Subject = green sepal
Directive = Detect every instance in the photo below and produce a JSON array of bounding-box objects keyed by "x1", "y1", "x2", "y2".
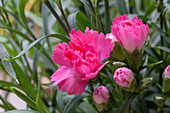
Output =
[
  {"x1": 127, "y1": 49, "x2": 142, "y2": 72},
  {"x1": 95, "y1": 103, "x2": 108, "y2": 112},
  {"x1": 122, "y1": 78, "x2": 137, "y2": 92},
  {"x1": 112, "y1": 42, "x2": 126, "y2": 61},
  {"x1": 162, "y1": 77, "x2": 170, "y2": 93}
]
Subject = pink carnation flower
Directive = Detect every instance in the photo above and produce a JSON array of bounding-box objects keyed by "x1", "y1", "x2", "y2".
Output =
[
  {"x1": 51, "y1": 28, "x2": 113, "y2": 95},
  {"x1": 111, "y1": 14, "x2": 149, "y2": 54},
  {"x1": 114, "y1": 67, "x2": 133, "y2": 87},
  {"x1": 164, "y1": 65, "x2": 170, "y2": 78}
]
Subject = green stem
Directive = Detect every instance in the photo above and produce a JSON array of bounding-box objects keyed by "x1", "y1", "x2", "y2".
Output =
[
  {"x1": 55, "y1": 0, "x2": 71, "y2": 31},
  {"x1": 44, "y1": 0, "x2": 69, "y2": 36},
  {"x1": 104, "y1": 0, "x2": 110, "y2": 33}
]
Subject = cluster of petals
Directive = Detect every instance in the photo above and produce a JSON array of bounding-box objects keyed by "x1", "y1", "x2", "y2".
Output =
[
  {"x1": 51, "y1": 28, "x2": 113, "y2": 95},
  {"x1": 114, "y1": 67, "x2": 134, "y2": 87},
  {"x1": 111, "y1": 14, "x2": 149, "y2": 54},
  {"x1": 93, "y1": 86, "x2": 110, "y2": 104}
]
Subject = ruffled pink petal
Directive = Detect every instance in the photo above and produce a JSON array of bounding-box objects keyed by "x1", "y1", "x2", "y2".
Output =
[
  {"x1": 83, "y1": 61, "x2": 109, "y2": 80},
  {"x1": 50, "y1": 66, "x2": 73, "y2": 86},
  {"x1": 123, "y1": 30, "x2": 141, "y2": 53},
  {"x1": 95, "y1": 33, "x2": 114, "y2": 62},
  {"x1": 138, "y1": 24, "x2": 149, "y2": 50},
  {"x1": 58, "y1": 75, "x2": 87, "y2": 95},
  {"x1": 52, "y1": 43, "x2": 70, "y2": 66}
]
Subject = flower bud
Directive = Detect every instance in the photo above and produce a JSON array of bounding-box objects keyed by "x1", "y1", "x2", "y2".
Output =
[
  {"x1": 162, "y1": 65, "x2": 170, "y2": 93},
  {"x1": 140, "y1": 77, "x2": 153, "y2": 90},
  {"x1": 93, "y1": 86, "x2": 110, "y2": 104},
  {"x1": 154, "y1": 96, "x2": 164, "y2": 107},
  {"x1": 114, "y1": 67, "x2": 136, "y2": 92},
  {"x1": 164, "y1": 65, "x2": 170, "y2": 78}
]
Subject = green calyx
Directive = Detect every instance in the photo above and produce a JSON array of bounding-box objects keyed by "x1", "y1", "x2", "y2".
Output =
[
  {"x1": 140, "y1": 77, "x2": 153, "y2": 90},
  {"x1": 112, "y1": 42, "x2": 126, "y2": 61},
  {"x1": 122, "y1": 78, "x2": 137, "y2": 92}
]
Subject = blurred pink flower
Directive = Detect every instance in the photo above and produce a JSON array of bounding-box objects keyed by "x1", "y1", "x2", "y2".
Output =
[
  {"x1": 93, "y1": 86, "x2": 110, "y2": 104},
  {"x1": 114, "y1": 67, "x2": 133, "y2": 87},
  {"x1": 51, "y1": 28, "x2": 113, "y2": 95},
  {"x1": 111, "y1": 14, "x2": 149, "y2": 54},
  {"x1": 164, "y1": 65, "x2": 170, "y2": 78}
]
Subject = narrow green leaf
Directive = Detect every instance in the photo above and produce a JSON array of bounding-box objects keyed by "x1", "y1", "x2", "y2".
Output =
[
  {"x1": 51, "y1": 90, "x2": 57, "y2": 112},
  {"x1": 78, "y1": 101, "x2": 98, "y2": 113},
  {"x1": 80, "y1": 0, "x2": 93, "y2": 14},
  {"x1": 116, "y1": 0, "x2": 128, "y2": 15},
  {"x1": 143, "y1": 61, "x2": 163, "y2": 69},
  {"x1": 13, "y1": 34, "x2": 69, "y2": 60},
  {"x1": 152, "y1": 12, "x2": 161, "y2": 22},
  {"x1": 63, "y1": 93, "x2": 88, "y2": 113},
  {"x1": 76, "y1": 12, "x2": 92, "y2": 31},
  {"x1": 36, "y1": 82, "x2": 46, "y2": 113},
  {"x1": 11, "y1": 60, "x2": 37, "y2": 100},
  {"x1": 5, "y1": 110, "x2": 39, "y2": 113},
  {"x1": 19, "y1": 0, "x2": 27, "y2": 27},
  {"x1": 104, "y1": 0, "x2": 110, "y2": 33},
  {"x1": 25, "y1": 11, "x2": 43, "y2": 27},
  {"x1": 10, "y1": 88, "x2": 37, "y2": 110},
  {"x1": 68, "y1": 12, "x2": 77, "y2": 29},
  {"x1": 0, "y1": 80, "x2": 25, "y2": 91},
  {"x1": 18, "y1": 0, "x2": 35, "y2": 39},
  {"x1": 151, "y1": 22, "x2": 170, "y2": 43},
  {"x1": 0, "y1": 43, "x2": 16, "y2": 80},
  {"x1": 0, "y1": 96, "x2": 15, "y2": 110},
  {"x1": 118, "y1": 94, "x2": 137, "y2": 113},
  {"x1": 0, "y1": 26, "x2": 32, "y2": 42},
  {"x1": 143, "y1": 45, "x2": 162, "y2": 60},
  {"x1": 144, "y1": 1, "x2": 157, "y2": 17},
  {"x1": 155, "y1": 46, "x2": 170, "y2": 53},
  {"x1": 57, "y1": 91, "x2": 64, "y2": 113}
]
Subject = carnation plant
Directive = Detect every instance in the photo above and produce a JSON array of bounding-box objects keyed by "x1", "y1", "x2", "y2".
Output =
[{"x1": 0, "y1": 0, "x2": 170, "y2": 113}]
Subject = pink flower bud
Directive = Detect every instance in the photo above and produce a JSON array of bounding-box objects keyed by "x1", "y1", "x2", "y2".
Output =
[
  {"x1": 93, "y1": 86, "x2": 110, "y2": 104},
  {"x1": 114, "y1": 67, "x2": 133, "y2": 87},
  {"x1": 164, "y1": 65, "x2": 170, "y2": 78}
]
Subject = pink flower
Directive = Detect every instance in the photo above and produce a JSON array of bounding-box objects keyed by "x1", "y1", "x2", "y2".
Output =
[
  {"x1": 93, "y1": 86, "x2": 110, "y2": 104},
  {"x1": 111, "y1": 14, "x2": 149, "y2": 54},
  {"x1": 114, "y1": 67, "x2": 133, "y2": 87},
  {"x1": 164, "y1": 65, "x2": 170, "y2": 78},
  {"x1": 51, "y1": 28, "x2": 113, "y2": 95}
]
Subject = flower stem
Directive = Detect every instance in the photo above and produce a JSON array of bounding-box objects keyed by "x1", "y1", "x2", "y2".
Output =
[{"x1": 44, "y1": 0, "x2": 69, "y2": 36}]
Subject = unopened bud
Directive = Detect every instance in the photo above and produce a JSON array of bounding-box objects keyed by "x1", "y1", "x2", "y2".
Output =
[
  {"x1": 93, "y1": 86, "x2": 110, "y2": 104},
  {"x1": 162, "y1": 65, "x2": 170, "y2": 93},
  {"x1": 154, "y1": 96, "x2": 164, "y2": 107},
  {"x1": 114, "y1": 67, "x2": 136, "y2": 92},
  {"x1": 140, "y1": 77, "x2": 153, "y2": 90}
]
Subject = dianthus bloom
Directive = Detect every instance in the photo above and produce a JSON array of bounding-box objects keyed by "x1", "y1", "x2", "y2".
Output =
[
  {"x1": 111, "y1": 14, "x2": 149, "y2": 54},
  {"x1": 51, "y1": 28, "x2": 113, "y2": 95}
]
